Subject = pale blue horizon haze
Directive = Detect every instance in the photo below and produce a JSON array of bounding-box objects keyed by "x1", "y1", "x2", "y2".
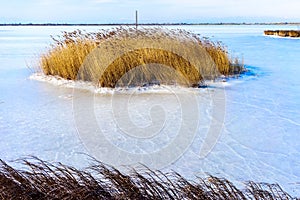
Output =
[{"x1": 1, "y1": 0, "x2": 300, "y2": 23}]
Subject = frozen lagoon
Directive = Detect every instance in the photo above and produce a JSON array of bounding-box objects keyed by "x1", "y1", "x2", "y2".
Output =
[{"x1": 0, "y1": 25, "x2": 299, "y2": 195}]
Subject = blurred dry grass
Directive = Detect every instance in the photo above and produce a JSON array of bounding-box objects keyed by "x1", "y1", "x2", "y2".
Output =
[
  {"x1": 41, "y1": 27, "x2": 244, "y2": 87},
  {"x1": 0, "y1": 157, "x2": 296, "y2": 200}
]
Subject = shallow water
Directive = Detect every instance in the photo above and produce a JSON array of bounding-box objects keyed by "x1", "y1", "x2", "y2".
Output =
[{"x1": 0, "y1": 25, "x2": 299, "y2": 195}]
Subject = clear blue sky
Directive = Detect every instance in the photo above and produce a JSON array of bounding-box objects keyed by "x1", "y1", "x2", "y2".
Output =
[{"x1": 1, "y1": 0, "x2": 299, "y2": 23}]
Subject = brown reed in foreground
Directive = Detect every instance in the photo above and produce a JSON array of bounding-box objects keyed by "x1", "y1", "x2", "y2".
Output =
[
  {"x1": 40, "y1": 27, "x2": 244, "y2": 87},
  {"x1": 0, "y1": 157, "x2": 297, "y2": 200}
]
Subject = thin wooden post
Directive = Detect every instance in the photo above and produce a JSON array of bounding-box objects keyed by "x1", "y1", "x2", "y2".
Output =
[{"x1": 135, "y1": 10, "x2": 138, "y2": 30}]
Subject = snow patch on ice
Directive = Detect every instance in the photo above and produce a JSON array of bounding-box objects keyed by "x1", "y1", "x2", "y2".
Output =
[
  {"x1": 264, "y1": 34, "x2": 300, "y2": 40},
  {"x1": 29, "y1": 73, "x2": 229, "y2": 94}
]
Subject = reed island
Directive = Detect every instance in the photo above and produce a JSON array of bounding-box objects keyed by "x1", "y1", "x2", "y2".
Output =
[
  {"x1": 40, "y1": 27, "x2": 245, "y2": 87},
  {"x1": 264, "y1": 30, "x2": 300, "y2": 38}
]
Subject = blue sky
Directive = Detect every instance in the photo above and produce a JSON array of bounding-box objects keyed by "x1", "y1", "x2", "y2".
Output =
[{"x1": 1, "y1": 0, "x2": 300, "y2": 23}]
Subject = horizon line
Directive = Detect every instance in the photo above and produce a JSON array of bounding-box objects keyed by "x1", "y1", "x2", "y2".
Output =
[{"x1": 1, "y1": 22, "x2": 300, "y2": 26}]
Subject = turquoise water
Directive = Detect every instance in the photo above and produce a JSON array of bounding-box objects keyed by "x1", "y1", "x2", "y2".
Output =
[{"x1": 0, "y1": 25, "x2": 299, "y2": 195}]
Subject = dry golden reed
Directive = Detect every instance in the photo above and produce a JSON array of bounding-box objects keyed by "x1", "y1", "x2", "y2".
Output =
[
  {"x1": 0, "y1": 157, "x2": 296, "y2": 199},
  {"x1": 41, "y1": 27, "x2": 244, "y2": 87}
]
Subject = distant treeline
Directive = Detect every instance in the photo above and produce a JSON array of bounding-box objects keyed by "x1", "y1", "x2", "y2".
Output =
[{"x1": 0, "y1": 22, "x2": 300, "y2": 26}]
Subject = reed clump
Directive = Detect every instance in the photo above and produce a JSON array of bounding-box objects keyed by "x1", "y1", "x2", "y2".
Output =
[
  {"x1": 264, "y1": 30, "x2": 300, "y2": 38},
  {"x1": 0, "y1": 157, "x2": 296, "y2": 199},
  {"x1": 41, "y1": 27, "x2": 244, "y2": 87}
]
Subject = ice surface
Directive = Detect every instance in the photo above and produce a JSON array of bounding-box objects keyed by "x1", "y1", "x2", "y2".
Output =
[{"x1": 0, "y1": 25, "x2": 299, "y2": 195}]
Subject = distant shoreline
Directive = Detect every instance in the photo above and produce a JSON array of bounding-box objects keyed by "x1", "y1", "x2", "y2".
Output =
[{"x1": 0, "y1": 22, "x2": 300, "y2": 26}]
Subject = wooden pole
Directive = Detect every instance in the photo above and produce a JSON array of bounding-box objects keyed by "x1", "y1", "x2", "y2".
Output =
[{"x1": 135, "y1": 10, "x2": 138, "y2": 30}]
